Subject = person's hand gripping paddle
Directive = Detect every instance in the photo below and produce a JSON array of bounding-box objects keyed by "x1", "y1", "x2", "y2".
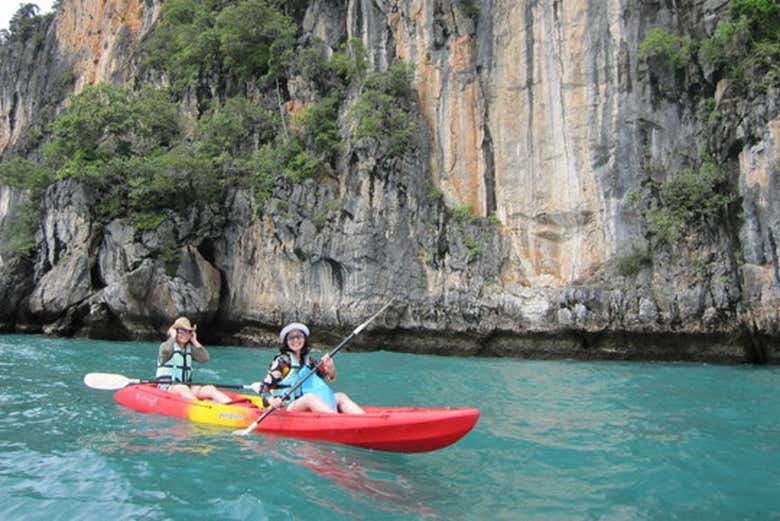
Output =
[{"x1": 233, "y1": 299, "x2": 395, "y2": 436}]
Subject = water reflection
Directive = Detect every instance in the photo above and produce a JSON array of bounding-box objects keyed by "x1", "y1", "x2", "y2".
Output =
[
  {"x1": 81, "y1": 409, "x2": 443, "y2": 519},
  {"x1": 238, "y1": 436, "x2": 442, "y2": 519},
  {"x1": 77, "y1": 408, "x2": 219, "y2": 454}
]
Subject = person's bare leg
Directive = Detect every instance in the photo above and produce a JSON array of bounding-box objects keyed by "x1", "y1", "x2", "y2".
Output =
[
  {"x1": 286, "y1": 394, "x2": 337, "y2": 413},
  {"x1": 334, "y1": 392, "x2": 365, "y2": 414},
  {"x1": 192, "y1": 384, "x2": 232, "y2": 404},
  {"x1": 168, "y1": 383, "x2": 198, "y2": 400}
]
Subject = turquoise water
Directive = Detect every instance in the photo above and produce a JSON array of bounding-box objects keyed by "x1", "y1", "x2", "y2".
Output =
[{"x1": 1, "y1": 335, "x2": 780, "y2": 520}]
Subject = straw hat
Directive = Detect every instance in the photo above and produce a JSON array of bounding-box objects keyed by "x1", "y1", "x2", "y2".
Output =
[
  {"x1": 279, "y1": 322, "x2": 309, "y2": 342},
  {"x1": 170, "y1": 317, "x2": 196, "y2": 332}
]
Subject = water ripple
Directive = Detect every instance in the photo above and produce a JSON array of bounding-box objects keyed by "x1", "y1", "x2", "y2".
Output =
[{"x1": 2, "y1": 337, "x2": 780, "y2": 520}]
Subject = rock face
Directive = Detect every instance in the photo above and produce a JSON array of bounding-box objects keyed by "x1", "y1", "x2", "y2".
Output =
[
  {"x1": 0, "y1": 0, "x2": 157, "y2": 156},
  {"x1": 0, "y1": 0, "x2": 778, "y2": 362},
  {"x1": 0, "y1": 185, "x2": 33, "y2": 331}
]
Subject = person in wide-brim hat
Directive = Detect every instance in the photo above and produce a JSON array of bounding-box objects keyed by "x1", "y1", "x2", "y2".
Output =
[
  {"x1": 167, "y1": 317, "x2": 197, "y2": 337},
  {"x1": 156, "y1": 316, "x2": 231, "y2": 404}
]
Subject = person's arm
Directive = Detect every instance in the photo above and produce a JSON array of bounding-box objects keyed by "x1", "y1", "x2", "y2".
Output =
[
  {"x1": 260, "y1": 354, "x2": 290, "y2": 393},
  {"x1": 189, "y1": 331, "x2": 210, "y2": 363},
  {"x1": 248, "y1": 355, "x2": 290, "y2": 408},
  {"x1": 157, "y1": 337, "x2": 176, "y2": 366},
  {"x1": 316, "y1": 354, "x2": 336, "y2": 381}
]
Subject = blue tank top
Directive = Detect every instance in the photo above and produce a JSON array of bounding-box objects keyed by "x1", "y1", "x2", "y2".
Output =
[{"x1": 274, "y1": 355, "x2": 337, "y2": 410}]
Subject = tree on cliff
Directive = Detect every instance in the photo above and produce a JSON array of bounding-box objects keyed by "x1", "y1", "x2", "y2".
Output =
[{"x1": 1, "y1": 3, "x2": 48, "y2": 45}]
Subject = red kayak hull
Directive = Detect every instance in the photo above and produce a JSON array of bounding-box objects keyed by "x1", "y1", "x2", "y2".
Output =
[{"x1": 113, "y1": 384, "x2": 479, "y2": 453}]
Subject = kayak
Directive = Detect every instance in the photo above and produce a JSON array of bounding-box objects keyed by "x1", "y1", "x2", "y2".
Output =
[{"x1": 113, "y1": 384, "x2": 479, "y2": 453}]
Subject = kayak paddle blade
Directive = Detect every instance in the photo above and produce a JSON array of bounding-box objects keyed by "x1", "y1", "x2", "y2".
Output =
[{"x1": 83, "y1": 372, "x2": 137, "y2": 390}]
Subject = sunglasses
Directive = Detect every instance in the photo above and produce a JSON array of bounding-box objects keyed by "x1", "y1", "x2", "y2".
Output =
[
  {"x1": 177, "y1": 328, "x2": 193, "y2": 334},
  {"x1": 286, "y1": 334, "x2": 305, "y2": 341}
]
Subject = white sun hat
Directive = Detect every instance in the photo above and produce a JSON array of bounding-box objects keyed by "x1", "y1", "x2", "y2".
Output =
[{"x1": 279, "y1": 322, "x2": 310, "y2": 342}]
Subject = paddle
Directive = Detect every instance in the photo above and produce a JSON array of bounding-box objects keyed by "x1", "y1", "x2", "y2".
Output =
[
  {"x1": 233, "y1": 299, "x2": 395, "y2": 436},
  {"x1": 83, "y1": 372, "x2": 253, "y2": 391}
]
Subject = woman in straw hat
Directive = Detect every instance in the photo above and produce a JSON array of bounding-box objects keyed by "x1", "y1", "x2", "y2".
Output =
[{"x1": 156, "y1": 317, "x2": 231, "y2": 404}]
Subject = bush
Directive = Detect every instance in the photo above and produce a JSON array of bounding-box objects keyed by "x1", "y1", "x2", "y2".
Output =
[
  {"x1": 297, "y1": 93, "x2": 342, "y2": 165},
  {"x1": 288, "y1": 42, "x2": 346, "y2": 95},
  {"x1": 143, "y1": 0, "x2": 222, "y2": 92},
  {"x1": 195, "y1": 95, "x2": 277, "y2": 158},
  {"x1": 365, "y1": 61, "x2": 416, "y2": 100},
  {"x1": 350, "y1": 63, "x2": 418, "y2": 157},
  {"x1": 331, "y1": 38, "x2": 369, "y2": 84},
  {"x1": 427, "y1": 183, "x2": 444, "y2": 205},
  {"x1": 38, "y1": 84, "x2": 200, "y2": 224},
  {"x1": 0, "y1": 157, "x2": 53, "y2": 255},
  {"x1": 70, "y1": 158, "x2": 140, "y2": 217},
  {"x1": 216, "y1": 0, "x2": 296, "y2": 85},
  {"x1": 487, "y1": 213, "x2": 502, "y2": 225},
  {"x1": 5, "y1": 204, "x2": 40, "y2": 256},
  {"x1": 647, "y1": 206, "x2": 684, "y2": 244},
  {"x1": 639, "y1": 28, "x2": 693, "y2": 69},
  {"x1": 453, "y1": 204, "x2": 478, "y2": 223},
  {"x1": 130, "y1": 211, "x2": 167, "y2": 231},
  {"x1": 281, "y1": 142, "x2": 321, "y2": 182},
  {"x1": 248, "y1": 144, "x2": 280, "y2": 207},
  {"x1": 663, "y1": 163, "x2": 731, "y2": 219},
  {"x1": 729, "y1": 0, "x2": 780, "y2": 37},
  {"x1": 700, "y1": 18, "x2": 751, "y2": 71},
  {"x1": 456, "y1": 0, "x2": 480, "y2": 21},
  {"x1": 648, "y1": 162, "x2": 733, "y2": 244},
  {"x1": 145, "y1": 0, "x2": 297, "y2": 93},
  {"x1": 464, "y1": 236, "x2": 480, "y2": 262},
  {"x1": 46, "y1": 84, "x2": 180, "y2": 167},
  {"x1": 0, "y1": 157, "x2": 52, "y2": 193},
  {"x1": 128, "y1": 147, "x2": 221, "y2": 214},
  {"x1": 700, "y1": 0, "x2": 780, "y2": 96},
  {"x1": 249, "y1": 138, "x2": 321, "y2": 209},
  {"x1": 160, "y1": 240, "x2": 181, "y2": 276},
  {"x1": 616, "y1": 247, "x2": 653, "y2": 276}
]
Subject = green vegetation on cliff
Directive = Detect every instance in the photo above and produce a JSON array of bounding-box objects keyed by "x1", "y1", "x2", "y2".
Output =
[
  {"x1": 0, "y1": 0, "x2": 424, "y2": 254},
  {"x1": 143, "y1": 0, "x2": 296, "y2": 94},
  {"x1": 0, "y1": 3, "x2": 54, "y2": 46},
  {"x1": 46, "y1": 84, "x2": 180, "y2": 166},
  {"x1": 639, "y1": 28, "x2": 693, "y2": 69},
  {"x1": 0, "y1": 158, "x2": 51, "y2": 255},
  {"x1": 701, "y1": 0, "x2": 780, "y2": 93},
  {"x1": 636, "y1": 0, "x2": 778, "y2": 255},
  {"x1": 641, "y1": 0, "x2": 780, "y2": 88},
  {"x1": 646, "y1": 162, "x2": 734, "y2": 245},
  {"x1": 351, "y1": 63, "x2": 419, "y2": 158}
]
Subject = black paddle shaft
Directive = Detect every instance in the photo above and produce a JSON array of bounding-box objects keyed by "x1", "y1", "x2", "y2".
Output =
[
  {"x1": 271, "y1": 331, "x2": 357, "y2": 404},
  {"x1": 241, "y1": 299, "x2": 395, "y2": 434}
]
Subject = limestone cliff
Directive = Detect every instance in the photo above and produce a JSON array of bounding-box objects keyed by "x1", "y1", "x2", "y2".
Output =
[{"x1": 0, "y1": 0, "x2": 778, "y2": 363}]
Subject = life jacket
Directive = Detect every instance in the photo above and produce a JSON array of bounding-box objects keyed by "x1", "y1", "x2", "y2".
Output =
[
  {"x1": 156, "y1": 343, "x2": 192, "y2": 383},
  {"x1": 272, "y1": 354, "x2": 337, "y2": 410}
]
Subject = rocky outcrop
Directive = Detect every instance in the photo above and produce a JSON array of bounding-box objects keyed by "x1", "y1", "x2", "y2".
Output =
[
  {"x1": 6, "y1": 179, "x2": 223, "y2": 339},
  {"x1": 0, "y1": 0, "x2": 778, "y2": 363},
  {"x1": 0, "y1": 185, "x2": 34, "y2": 330}
]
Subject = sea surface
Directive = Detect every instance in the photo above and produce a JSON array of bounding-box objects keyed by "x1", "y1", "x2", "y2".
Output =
[{"x1": 1, "y1": 334, "x2": 779, "y2": 520}]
